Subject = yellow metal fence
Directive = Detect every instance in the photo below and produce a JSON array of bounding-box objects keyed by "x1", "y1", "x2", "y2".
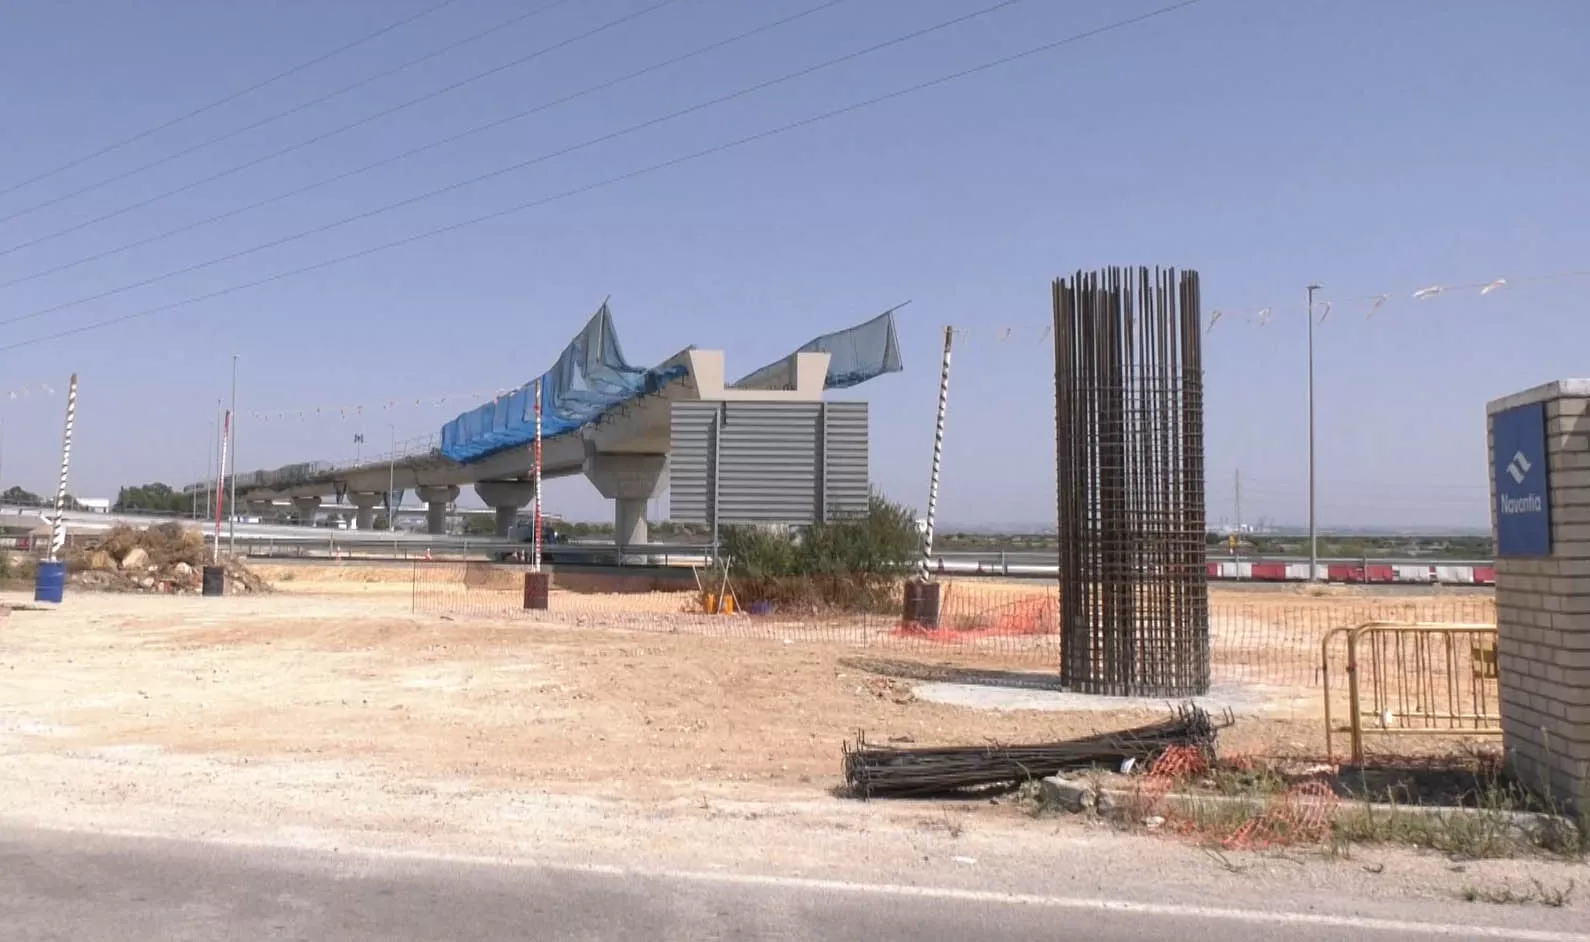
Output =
[{"x1": 1323, "y1": 621, "x2": 1501, "y2": 762}]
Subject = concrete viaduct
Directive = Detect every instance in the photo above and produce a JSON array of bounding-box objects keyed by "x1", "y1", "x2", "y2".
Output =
[{"x1": 232, "y1": 348, "x2": 835, "y2": 545}]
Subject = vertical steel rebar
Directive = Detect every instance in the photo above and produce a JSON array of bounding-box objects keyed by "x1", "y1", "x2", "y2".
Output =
[{"x1": 1054, "y1": 268, "x2": 1209, "y2": 697}]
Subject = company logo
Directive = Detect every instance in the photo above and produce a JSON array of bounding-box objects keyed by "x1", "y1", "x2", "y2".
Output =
[
  {"x1": 1506, "y1": 450, "x2": 1532, "y2": 485},
  {"x1": 1500, "y1": 449, "x2": 1543, "y2": 515},
  {"x1": 1500, "y1": 492, "x2": 1543, "y2": 514}
]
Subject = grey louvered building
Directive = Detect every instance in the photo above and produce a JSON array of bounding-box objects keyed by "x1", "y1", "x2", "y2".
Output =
[{"x1": 669, "y1": 401, "x2": 869, "y2": 526}]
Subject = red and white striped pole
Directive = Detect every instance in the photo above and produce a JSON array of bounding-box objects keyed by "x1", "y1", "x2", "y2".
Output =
[
  {"x1": 532, "y1": 378, "x2": 543, "y2": 572},
  {"x1": 213, "y1": 410, "x2": 230, "y2": 566},
  {"x1": 919, "y1": 327, "x2": 953, "y2": 582},
  {"x1": 48, "y1": 374, "x2": 78, "y2": 563}
]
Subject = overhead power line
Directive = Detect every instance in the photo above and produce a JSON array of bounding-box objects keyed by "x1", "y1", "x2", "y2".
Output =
[
  {"x1": 0, "y1": 0, "x2": 591, "y2": 227},
  {"x1": 0, "y1": 0, "x2": 465, "y2": 201},
  {"x1": 0, "y1": 0, "x2": 848, "y2": 291},
  {"x1": 0, "y1": 0, "x2": 1025, "y2": 330},
  {"x1": 0, "y1": 0, "x2": 688, "y2": 263},
  {"x1": 0, "y1": 0, "x2": 1205, "y2": 354}
]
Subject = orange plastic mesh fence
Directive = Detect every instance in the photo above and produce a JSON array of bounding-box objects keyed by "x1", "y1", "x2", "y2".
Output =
[{"x1": 409, "y1": 561, "x2": 1494, "y2": 685}]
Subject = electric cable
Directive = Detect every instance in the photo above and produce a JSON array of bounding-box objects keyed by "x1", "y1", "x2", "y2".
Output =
[
  {"x1": 0, "y1": 0, "x2": 1205, "y2": 353},
  {"x1": 0, "y1": 0, "x2": 841, "y2": 286},
  {"x1": 0, "y1": 0, "x2": 1028, "y2": 330},
  {"x1": 0, "y1": 0, "x2": 465, "y2": 200},
  {"x1": 0, "y1": 0, "x2": 593, "y2": 226}
]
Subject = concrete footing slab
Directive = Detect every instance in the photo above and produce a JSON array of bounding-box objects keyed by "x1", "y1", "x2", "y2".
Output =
[{"x1": 911, "y1": 682, "x2": 1308, "y2": 717}]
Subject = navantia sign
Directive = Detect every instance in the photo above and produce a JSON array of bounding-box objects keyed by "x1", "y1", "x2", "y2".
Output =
[{"x1": 1494, "y1": 402, "x2": 1551, "y2": 557}]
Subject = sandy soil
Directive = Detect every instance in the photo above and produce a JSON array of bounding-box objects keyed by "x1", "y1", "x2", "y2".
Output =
[
  {"x1": 0, "y1": 592, "x2": 1166, "y2": 795},
  {"x1": 3, "y1": 584, "x2": 1576, "y2": 917},
  {"x1": 0, "y1": 581, "x2": 1487, "y2": 794}
]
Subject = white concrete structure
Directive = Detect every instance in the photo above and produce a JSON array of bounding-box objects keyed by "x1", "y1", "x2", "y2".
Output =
[
  {"x1": 233, "y1": 349, "x2": 834, "y2": 542},
  {"x1": 1487, "y1": 379, "x2": 1590, "y2": 813}
]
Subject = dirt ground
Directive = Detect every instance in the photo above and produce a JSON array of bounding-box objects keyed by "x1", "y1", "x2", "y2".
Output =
[
  {"x1": 0, "y1": 591, "x2": 1166, "y2": 797},
  {"x1": 0, "y1": 567, "x2": 1493, "y2": 796},
  {"x1": 5, "y1": 571, "x2": 1576, "y2": 917}
]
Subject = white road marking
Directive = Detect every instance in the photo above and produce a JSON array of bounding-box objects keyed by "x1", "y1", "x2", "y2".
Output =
[
  {"x1": 655, "y1": 868, "x2": 1589, "y2": 940},
  {"x1": 8, "y1": 820, "x2": 1586, "y2": 940}
]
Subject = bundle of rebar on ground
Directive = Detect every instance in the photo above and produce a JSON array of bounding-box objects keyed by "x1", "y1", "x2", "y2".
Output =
[{"x1": 842, "y1": 705, "x2": 1225, "y2": 799}]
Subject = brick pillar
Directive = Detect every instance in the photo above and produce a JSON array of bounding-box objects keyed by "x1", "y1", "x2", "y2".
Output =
[{"x1": 1488, "y1": 380, "x2": 1590, "y2": 813}]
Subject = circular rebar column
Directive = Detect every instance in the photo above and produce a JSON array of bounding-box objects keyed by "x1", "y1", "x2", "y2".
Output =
[{"x1": 1053, "y1": 267, "x2": 1210, "y2": 697}]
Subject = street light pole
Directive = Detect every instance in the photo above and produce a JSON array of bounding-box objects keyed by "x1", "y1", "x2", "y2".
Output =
[
  {"x1": 1306, "y1": 284, "x2": 1322, "y2": 581},
  {"x1": 207, "y1": 399, "x2": 220, "y2": 522},
  {"x1": 228, "y1": 354, "x2": 238, "y2": 556},
  {"x1": 388, "y1": 424, "x2": 397, "y2": 531}
]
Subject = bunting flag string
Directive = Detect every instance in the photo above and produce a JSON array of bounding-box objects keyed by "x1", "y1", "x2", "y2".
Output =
[
  {"x1": 1203, "y1": 267, "x2": 1590, "y2": 333},
  {"x1": 2, "y1": 380, "x2": 58, "y2": 402},
  {"x1": 245, "y1": 386, "x2": 520, "y2": 424},
  {"x1": 941, "y1": 267, "x2": 1589, "y2": 342}
]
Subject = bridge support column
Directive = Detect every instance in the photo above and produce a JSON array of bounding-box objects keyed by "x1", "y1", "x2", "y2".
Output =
[
  {"x1": 475, "y1": 481, "x2": 536, "y2": 538},
  {"x1": 583, "y1": 453, "x2": 667, "y2": 550},
  {"x1": 416, "y1": 485, "x2": 460, "y2": 535},
  {"x1": 615, "y1": 498, "x2": 649, "y2": 549},
  {"x1": 347, "y1": 492, "x2": 380, "y2": 531},
  {"x1": 291, "y1": 496, "x2": 321, "y2": 527}
]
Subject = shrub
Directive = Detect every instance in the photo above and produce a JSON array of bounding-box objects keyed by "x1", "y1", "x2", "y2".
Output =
[{"x1": 720, "y1": 495, "x2": 918, "y2": 613}]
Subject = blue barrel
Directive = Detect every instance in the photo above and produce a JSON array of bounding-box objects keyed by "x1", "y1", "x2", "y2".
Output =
[{"x1": 34, "y1": 561, "x2": 66, "y2": 604}]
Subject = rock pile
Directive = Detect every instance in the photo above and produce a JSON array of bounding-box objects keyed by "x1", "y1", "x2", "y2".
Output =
[{"x1": 66, "y1": 523, "x2": 269, "y2": 594}]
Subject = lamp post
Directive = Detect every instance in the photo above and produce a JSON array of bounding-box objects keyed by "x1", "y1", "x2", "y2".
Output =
[
  {"x1": 228, "y1": 354, "x2": 238, "y2": 556},
  {"x1": 387, "y1": 424, "x2": 397, "y2": 531},
  {"x1": 1307, "y1": 284, "x2": 1321, "y2": 581}
]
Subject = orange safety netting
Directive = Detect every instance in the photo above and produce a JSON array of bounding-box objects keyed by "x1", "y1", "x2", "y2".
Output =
[
  {"x1": 894, "y1": 595, "x2": 1058, "y2": 642},
  {"x1": 1133, "y1": 749, "x2": 1340, "y2": 850}
]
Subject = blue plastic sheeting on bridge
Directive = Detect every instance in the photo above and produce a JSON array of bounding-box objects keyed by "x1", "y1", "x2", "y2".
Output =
[
  {"x1": 439, "y1": 304, "x2": 687, "y2": 464},
  {"x1": 731, "y1": 309, "x2": 904, "y2": 390}
]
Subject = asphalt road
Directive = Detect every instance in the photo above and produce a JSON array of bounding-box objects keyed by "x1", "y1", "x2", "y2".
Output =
[{"x1": 2, "y1": 828, "x2": 1585, "y2": 942}]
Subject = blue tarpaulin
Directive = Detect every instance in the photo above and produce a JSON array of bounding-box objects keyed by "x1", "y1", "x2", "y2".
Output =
[
  {"x1": 440, "y1": 304, "x2": 686, "y2": 464},
  {"x1": 731, "y1": 309, "x2": 904, "y2": 391}
]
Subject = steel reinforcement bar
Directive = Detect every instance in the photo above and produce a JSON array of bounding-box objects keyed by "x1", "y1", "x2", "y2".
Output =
[{"x1": 1054, "y1": 267, "x2": 1209, "y2": 697}]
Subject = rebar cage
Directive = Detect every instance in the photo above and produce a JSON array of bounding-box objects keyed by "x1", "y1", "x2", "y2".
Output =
[{"x1": 1053, "y1": 267, "x2": 1210, "y2": 696}]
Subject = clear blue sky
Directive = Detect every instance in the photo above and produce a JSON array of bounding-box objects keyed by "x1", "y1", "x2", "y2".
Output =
[{"x1": 0, "y1": 0, "x2": 1584, "y2": 530}]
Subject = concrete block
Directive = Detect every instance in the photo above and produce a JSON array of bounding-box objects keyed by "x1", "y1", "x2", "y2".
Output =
[
  {"x1": 1039, "y1": 776, "x2": 1096, "y2": 813},
  {"x1": 1547, "y1": 397, "x2": 1590, "y2": 419},
  {"x1": 1551, "y1": 506, "x2": 1590, "y2": 526},
  {"x1": 582, "y1": 452, "x2": 667, "y2": 500}
]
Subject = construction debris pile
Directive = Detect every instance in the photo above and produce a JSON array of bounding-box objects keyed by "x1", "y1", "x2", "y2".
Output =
[
  {"x1": 842, "y1": 706, "x2": 1224, "y2": 799},
  {"x1": 66, "y1": 524, "x2": 269, "y2": 594}
]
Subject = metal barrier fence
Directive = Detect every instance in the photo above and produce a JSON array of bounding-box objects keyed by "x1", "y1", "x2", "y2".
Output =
[
  {"x1": 409, "y1": 560, "x2": 1496, "y2": 687},
  {"x1": 1323, "y1": 621, "x2": 1502, "y2": 762}
]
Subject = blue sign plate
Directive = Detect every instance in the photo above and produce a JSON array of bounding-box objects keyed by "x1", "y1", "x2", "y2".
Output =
[{"x1": 1494, "y1": 402, "x2": 1551, "y2": 557}]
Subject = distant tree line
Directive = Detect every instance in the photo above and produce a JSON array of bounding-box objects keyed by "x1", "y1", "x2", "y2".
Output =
[
  {"x1": 2, "y1": 486, "x2": 82, "y2": 510},
  {"x1": 114, "y1": 482, "x2": 192, "y2": 514}
]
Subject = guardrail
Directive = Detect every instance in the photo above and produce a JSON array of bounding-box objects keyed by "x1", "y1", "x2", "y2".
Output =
[
  {"x1": 925, "y1": 553, "x2": 1497, "y2": 585},
  {"x1": 1323, "y1": 620, "x2": 1501, "y2": 762},
  {"x1": 232, "y1": 536, "x2": 715, "y2": 568},
  {"x1": 6, "y1": 511, "x2": 1502, "y2": 584}
]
